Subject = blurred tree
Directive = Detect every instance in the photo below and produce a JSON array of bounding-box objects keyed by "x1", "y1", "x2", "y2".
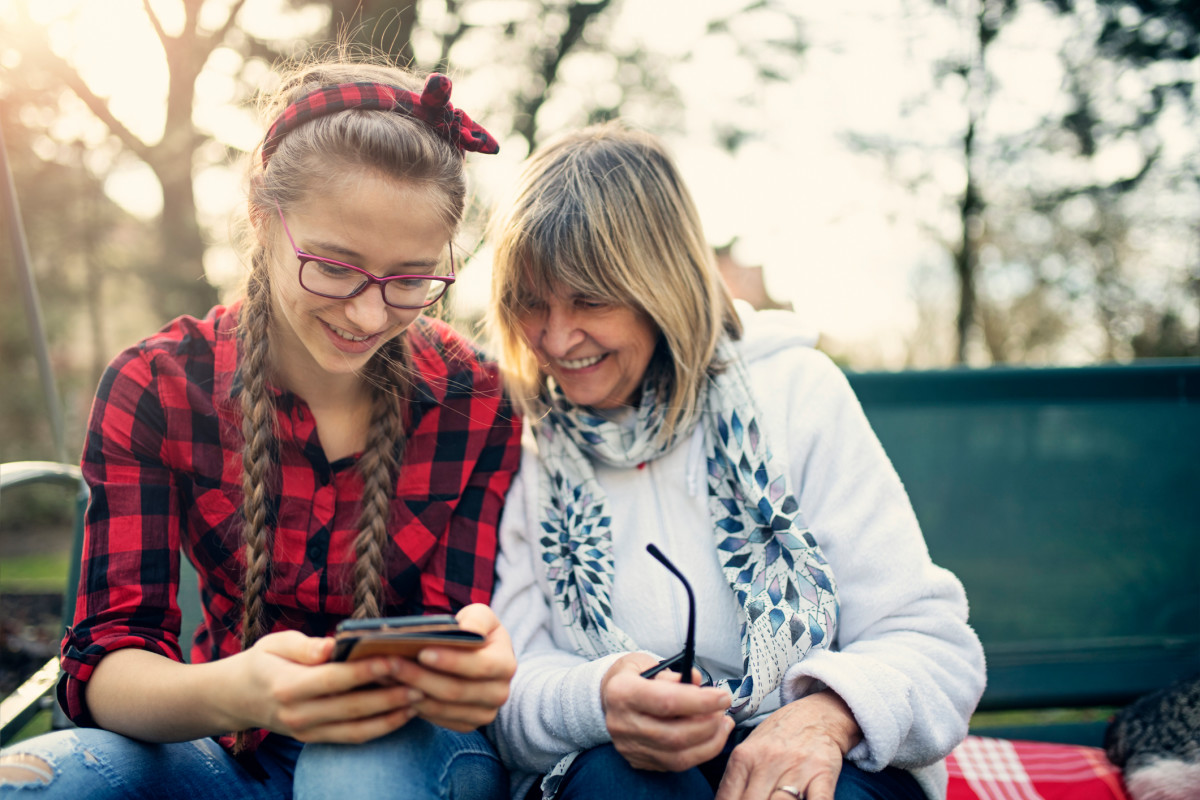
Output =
[
  {"x1": 5, "y1": 0, "x2": 805, "y2": 321},
  {"x1": 3, "y1": 0, "x2": 247, "y2": 321},
  {"x1": 1, "y1": 0, "x2": 810, "y2": 459},
  {"x1": 323, "y1": 0, "x2": 417, "y2": 63},
  {"x1": 945, "y1": 0, "x2": 1018, "y2": 364},
  {"x1": 296, "y1": 0, "x2": 805, "y2": 154},
  {"x1": 850, "y1": 0, "x2": 1198, "y2": 364},
  {"x1": 1038, "y1": 0, "x2": 1200, "y2": 358},
  {"x1": 0, "y1": 79, "x2": 157, "y2": 460}
]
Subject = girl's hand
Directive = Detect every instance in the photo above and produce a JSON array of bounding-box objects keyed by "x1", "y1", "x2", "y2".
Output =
[
  {"x1": 714, "y1": 691, "x2": 862, "y2": 800},
  {"x1": 384, "y1": 603, "x2": 518, "y2": 732},
  {"x1": 601, "y1": 653, "x2": 733, "y2": 772},
  {"x1": 237, "y1": 629, "x2": 423, "y2": 743}
]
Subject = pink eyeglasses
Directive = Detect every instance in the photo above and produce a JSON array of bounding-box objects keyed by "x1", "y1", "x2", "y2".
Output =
[{"x1": 276, "y1": 203, "x2": 455, "y2": 309}]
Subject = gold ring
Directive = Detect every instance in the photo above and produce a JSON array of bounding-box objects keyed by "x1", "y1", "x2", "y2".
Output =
[{"x1": 775, "y1": 787, "x2": 803, "y2": 799}]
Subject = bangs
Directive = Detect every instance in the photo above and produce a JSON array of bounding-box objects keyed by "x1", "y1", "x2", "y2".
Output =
[{"x1": 503, "y1": 192, "x2": 639, "y2": 310}]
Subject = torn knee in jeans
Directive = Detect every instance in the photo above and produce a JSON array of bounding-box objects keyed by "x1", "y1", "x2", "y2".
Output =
[{"x1": 0, "y1": 753, "x2": 55, "y2": 786}]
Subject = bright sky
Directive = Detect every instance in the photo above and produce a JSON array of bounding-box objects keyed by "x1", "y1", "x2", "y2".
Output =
[{"x1": 3, "y1": 0, "x2": 1123, "y2": 364}]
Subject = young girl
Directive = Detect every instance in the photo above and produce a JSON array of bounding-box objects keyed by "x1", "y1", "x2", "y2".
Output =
[{"x1": 0, "y1": 56, "x2": 521, "y2": 799}]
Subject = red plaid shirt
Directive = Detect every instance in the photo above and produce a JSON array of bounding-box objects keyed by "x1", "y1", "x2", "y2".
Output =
[{"x1": 59, "y1": 303, "x2": 521, "y2": 733}]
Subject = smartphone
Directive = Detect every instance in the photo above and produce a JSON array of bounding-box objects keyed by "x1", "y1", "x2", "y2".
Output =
[{"x1": 331, "y1": 614, "x2": 485, "y2": 662}]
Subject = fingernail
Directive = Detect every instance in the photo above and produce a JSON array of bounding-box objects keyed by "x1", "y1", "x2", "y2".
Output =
[
  {"x1": 372, "y1": 659, "x2": 390, "y2": 676},
  {"x1": 419, "y1": 648, "x2": 439, "y2": 665},
  {"x1": 407, "y1": 689, "x2": 425, "y2": 702}
]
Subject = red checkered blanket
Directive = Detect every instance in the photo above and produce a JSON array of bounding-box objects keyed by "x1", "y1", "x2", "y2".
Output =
[{"x1": 947, "y1": 736, "x2": 1128, "y2": 800}]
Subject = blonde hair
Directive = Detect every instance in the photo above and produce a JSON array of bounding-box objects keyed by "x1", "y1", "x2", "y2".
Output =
[
  {"x1": 233, "y1": 55, "x2": 467, "y2": 751},
  {"x1": 488, "y1": 122, "x2": 740, "y2": 440}
]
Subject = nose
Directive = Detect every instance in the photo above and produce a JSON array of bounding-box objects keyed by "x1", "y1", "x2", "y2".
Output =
[
  {"x1": 341, "y1": 283, "x2": 391, "y2": 333},
  {"x1": 537, "y1": 304, "x2": 584, "y2": 357}
]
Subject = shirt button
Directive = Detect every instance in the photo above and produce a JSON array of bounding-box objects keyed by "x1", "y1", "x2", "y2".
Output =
[{"x1": 307, "y1": 543, "x2": 323, "y2": 560}]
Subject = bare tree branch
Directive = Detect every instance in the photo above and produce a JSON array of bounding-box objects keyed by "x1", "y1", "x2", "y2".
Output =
[
  {"x1": 198, "y1": 0, "x2": 250, "y2": 60},
  {"x1": 141, "y1": 0, "x2": 172, "y2": 50},
  {"x1": 514, "y1": 0, "x2": 613, "y2": 150},
  {"x1": 30, "y1": 39, "x2": 153, "y2": 162},
  {"x1": 436, "y1": 0, "x2": 472, "y2": 69}
]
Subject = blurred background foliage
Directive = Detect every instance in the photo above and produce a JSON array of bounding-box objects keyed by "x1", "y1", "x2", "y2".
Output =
[{"x1": 1, "y1": 0, "x2": 1197, "y2": 473}]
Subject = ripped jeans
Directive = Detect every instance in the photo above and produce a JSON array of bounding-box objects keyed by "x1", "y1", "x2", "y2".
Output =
[{"x1": 0, "y1": 720, "x2": 507, "y2": 799}]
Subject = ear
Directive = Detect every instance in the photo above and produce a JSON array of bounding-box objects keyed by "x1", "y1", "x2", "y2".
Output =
[
  {"x1": 247, "y1": 177, "x2": 269, "y2": 245},
  {"x1": 249, "y1": 203, "x2": 267, "y2": 245}
]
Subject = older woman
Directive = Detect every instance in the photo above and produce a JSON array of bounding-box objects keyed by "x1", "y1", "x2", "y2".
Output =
[{"x1": 485, "y1": 122, "x2": 986, "y2": 800}]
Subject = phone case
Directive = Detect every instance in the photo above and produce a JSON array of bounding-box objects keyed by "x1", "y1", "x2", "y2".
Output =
[{"x1": 332, "y1": 615, "x2": 485, "y2": 661}]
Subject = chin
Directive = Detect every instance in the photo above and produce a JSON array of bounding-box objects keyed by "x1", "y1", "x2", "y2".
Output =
[{"x1": 314, "y1": 344, "x2": 379, "y2": 375}]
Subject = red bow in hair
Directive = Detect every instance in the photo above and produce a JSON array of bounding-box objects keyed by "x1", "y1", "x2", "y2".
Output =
[{"x1": 261, "y1": 73, "x2": 499, "y2": 163}]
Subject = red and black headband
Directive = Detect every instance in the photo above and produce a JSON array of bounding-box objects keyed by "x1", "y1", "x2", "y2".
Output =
[{"x1": 261, "y1": 73, "x2": 499, "y2": 164}]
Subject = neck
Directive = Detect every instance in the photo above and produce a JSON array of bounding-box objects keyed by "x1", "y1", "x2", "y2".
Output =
[
  {"x1": 270, "y1": 349, "x2": 377, "y2": 463},
  {"x1": 269, "y1": 326, "x2": 373, "y2": 411},
  {"x1": 277, "y1": 357, "x2": 370, "y2": 411}
]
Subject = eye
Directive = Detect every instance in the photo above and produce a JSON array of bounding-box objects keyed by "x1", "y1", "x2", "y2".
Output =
[
  {"x1": 518, "y1": 294, "x2": 547, "y2": 313},
  {"x1": 309, "y1": 258, "x2": 358, "y2": 279},
  {"x1": 574, "y1": 296, "x2": 607, "y2": 310}
]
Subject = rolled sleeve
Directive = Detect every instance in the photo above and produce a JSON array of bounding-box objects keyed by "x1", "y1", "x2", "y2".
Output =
[{"x1": 59, "y1": 347, "x2": 185, "y2": 726}]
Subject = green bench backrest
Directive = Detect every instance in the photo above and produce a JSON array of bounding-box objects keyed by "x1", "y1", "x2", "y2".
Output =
[{"x1": 847, "y1": 361, "x2": 1200, "y2": 716}]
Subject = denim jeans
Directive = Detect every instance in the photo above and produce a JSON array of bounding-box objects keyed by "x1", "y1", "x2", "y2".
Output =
[
  {"x1": 553, "y1": 738, "x2": 928, "y2": 800},
  {"x1": 0, "y1": 720, "x2": 506, "y2": 799}
]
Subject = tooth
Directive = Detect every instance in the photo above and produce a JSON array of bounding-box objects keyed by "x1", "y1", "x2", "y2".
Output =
[
  {"x1": 331, "y1": 324, "x2": 368, "y2": 342},
  {"x1": 560, "y1": 354, "x2": 602, "y2": 369}
]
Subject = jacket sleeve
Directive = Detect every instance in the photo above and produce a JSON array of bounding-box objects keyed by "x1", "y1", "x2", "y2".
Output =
[
  {"x1": 489, "y1": 442, "x2": 629, "y2": 773},
  {"x1": 770, "y1": 349, "x2": 986, "y2": 770}
]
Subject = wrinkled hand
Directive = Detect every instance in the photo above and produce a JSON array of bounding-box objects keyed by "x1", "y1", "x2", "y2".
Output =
[
  {"x1": 601, "y1": 652, "x2": 734, "y2": 772},
  {"x1": 386, "y1": 603, "x2": 517, "y2": 732},
  {"x1": 240, "y1": 629, "x2": 422, "y2": 744},
  {"x1": 715, "y1": 691, "x2": 862, "y2": 800}
]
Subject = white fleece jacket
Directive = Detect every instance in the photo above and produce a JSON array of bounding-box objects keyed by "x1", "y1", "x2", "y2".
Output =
[{"x1": 489, "y1": 306, "x2": 987, "y2": 800}]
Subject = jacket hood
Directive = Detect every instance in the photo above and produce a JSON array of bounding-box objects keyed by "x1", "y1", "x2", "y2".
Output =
[{"x1": 732, "y1": 299, "x2": 820, "y2": 365}]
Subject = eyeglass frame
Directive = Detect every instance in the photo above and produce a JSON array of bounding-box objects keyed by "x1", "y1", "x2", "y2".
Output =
[
  {"x1": 639, "y1": 543, "x2": 699, "y2": 686},
  {"x1": 274, "y1": 202, "x2": 456, "y2": 310}
]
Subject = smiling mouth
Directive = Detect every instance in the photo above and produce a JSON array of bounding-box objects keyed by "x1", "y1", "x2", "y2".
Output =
[
  {"x1": 326, "y1": 322, "x2": 374, "y2": 343},
  {"x1": 557, "y1": 354, "x2": 605, "y2": 370}
]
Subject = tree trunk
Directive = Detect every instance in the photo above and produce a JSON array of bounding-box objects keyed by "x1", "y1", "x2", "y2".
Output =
[
  {"x1": 155, "y1": 164, "x2": 215, "y2": 320},
  {"x1": 955, "y1": 118, "x2": 980, "y2": 365}
]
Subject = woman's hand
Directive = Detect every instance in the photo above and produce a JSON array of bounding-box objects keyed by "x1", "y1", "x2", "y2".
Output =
[
  {"x1": 601, "y1": 652, "x2": 734, "y2": 772},
  {"x1": 385, "y1": 603, "x2": 518, "y2": 732},
  {"x1": 714, "y1": 690, "x2": 862, "y2": 800},
  {"x1": 240, "y1": 629, "x2": 424, "y2": 743}
]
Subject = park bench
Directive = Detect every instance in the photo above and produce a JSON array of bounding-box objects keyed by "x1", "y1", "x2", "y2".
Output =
[
  {"x1": 846, "y1": 359, "x2": 1199, "y2": 748},
  {"x1": 4, "y1": 359, "x2": 1198, "y2": 792}
]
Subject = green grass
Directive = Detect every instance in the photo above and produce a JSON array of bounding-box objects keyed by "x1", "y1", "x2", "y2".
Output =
[
  {"x1": 0, "y1": 551, "x2": 71, "y2": 592},
  {"x1": 2, "y1": 707, "x2": 53, "y2": 745},
  {"x1": 970, "y1": 707, "x2": 1117, "y2": 728}
]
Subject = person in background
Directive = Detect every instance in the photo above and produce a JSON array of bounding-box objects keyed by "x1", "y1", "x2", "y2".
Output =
[
  {"x1": 485, "y1": 122, "x2": 986, "y2": 800},
  {"x1": 0, "y1": 54, "x2": 521, "y2": 799}
]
